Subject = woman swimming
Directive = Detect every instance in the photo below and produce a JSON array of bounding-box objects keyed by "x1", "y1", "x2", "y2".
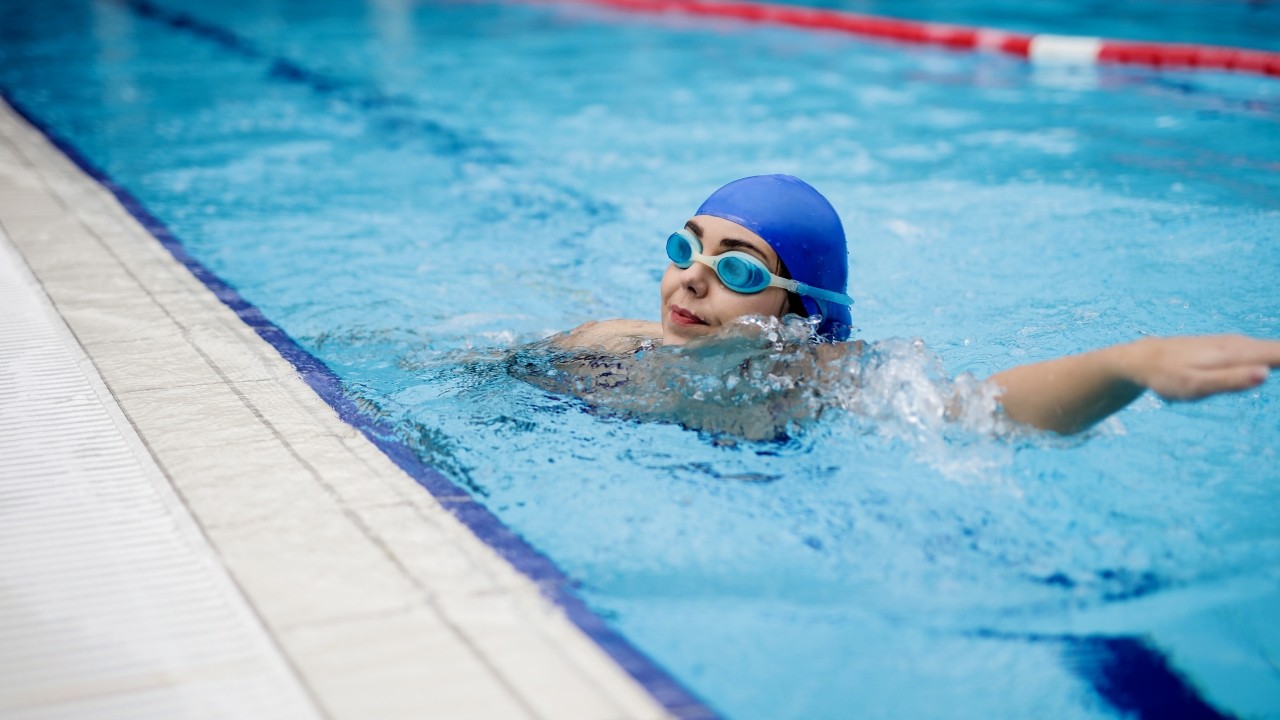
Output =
[{"x1": 551, "y1": 174, "x2": 1280, "y2": 436}]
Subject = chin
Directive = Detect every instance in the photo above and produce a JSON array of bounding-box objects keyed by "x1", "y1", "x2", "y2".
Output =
[
  {"x1": 663, "y1": 323, "x2": 715, "y2": 346},
  {"x1": 661, "y1": 329, "x2": 688, "y2": 346}
]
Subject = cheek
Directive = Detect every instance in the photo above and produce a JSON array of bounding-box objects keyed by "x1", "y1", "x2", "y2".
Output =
[
  {"x1": 730, "y1": 288, "x2": 788, "y2": 318},
  {"x1": 697, "y1": 289, "x2": 784, "y2": 325},
  {"x1": 659, "y1": 266, "x2": 680, "y2": 301}
]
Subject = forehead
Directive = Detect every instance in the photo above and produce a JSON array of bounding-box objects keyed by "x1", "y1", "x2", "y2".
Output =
[{"x1": 688, "y1": 215, "x2": 779, "y2": 263}]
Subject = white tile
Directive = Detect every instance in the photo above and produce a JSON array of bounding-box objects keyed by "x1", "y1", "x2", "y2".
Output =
[
  {"x1": 339, "y1": 428, "x2": 419, "y2": 467},
  {"x1": 358, "y1": 503, "x2": 502, "y2": 596},
  {"x1": 0, "y1": 129, "x2": 26, "y2": 166},
  {"x1": 183, "y1": 318, "x2": 303, "y2": 384},
  {"x1": 437, "y1": 591, "x2": 632, "y2": 720},
  {"x1": 360, "y1": 507, "x2": 668, "y2": 719},
  {"x1": 514, "y1": 609, "x2": 673, "y2": 720},
  {"x1": 88, "y1": 334, "x2": 224, "y2": 393},
  {"x1": 92, "y1": 227, "x2": 198, "y2": 297},
  {"x1": 39, "y1": 260, "x2": 154, "y2": 309},
  {"x1": 237, "y1": 379, "x2": 348, "y2": 439},
  {"x1": 204, "y1": 509, "x2": 423, "y2": 629},
  {"x1": 31, "y1": 175, "x2": 199, "y2": 298},
  {"x1": 115, "y1": 383, "x2": 275, "y2": 454},
  {"x1": 4, "y1": 121, "x2": 105, "y2": 201},
  {"x1": 56, "y1": 294, "x2": 184, "y2": 346},
  {"x1": 0, "y1": 144, "x2": 38, "y2": 183},
  {"x1": 4, "y1": 213, "x2": 112, "y2": 272},
  {"x1": 0, "y1": 180, "x2": 64, "y2": 221},
  {"x1": 280, "y1": 608, "x2": 536, "y2": 720},
  {"x1": 286, "y1": 434, "x2": 412, "y2": 509},
  {"x1": 162, "y1": 437, "x2": 340, "y2": 529}
]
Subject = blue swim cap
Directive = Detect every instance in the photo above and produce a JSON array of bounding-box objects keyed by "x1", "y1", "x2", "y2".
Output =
[{"x1": 695, "y1": 175, "x2": 852, "y2": 340}]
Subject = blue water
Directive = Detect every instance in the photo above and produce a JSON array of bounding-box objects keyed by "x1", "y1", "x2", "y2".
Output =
[{"x1": 3, "y1": 1, "x2": 1280, "y2": 718}]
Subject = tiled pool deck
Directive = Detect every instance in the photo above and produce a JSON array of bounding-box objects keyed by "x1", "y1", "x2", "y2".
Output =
[{"x1": 0, "y1": 98, "x2": 671, "y2": 720}]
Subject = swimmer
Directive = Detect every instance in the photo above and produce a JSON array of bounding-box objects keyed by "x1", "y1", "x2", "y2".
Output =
[{"x1": 555, "y1": 174, "x2": 1280, "y2": 435}]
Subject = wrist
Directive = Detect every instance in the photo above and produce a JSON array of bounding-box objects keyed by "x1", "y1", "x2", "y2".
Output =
[{"x1": 1110, "y1": 337, "x2": 1159, "y2": 391}]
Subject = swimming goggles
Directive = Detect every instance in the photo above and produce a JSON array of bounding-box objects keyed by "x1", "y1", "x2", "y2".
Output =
[{"x1": 666, "y1": 228, "x2": 853, "y2": 306}]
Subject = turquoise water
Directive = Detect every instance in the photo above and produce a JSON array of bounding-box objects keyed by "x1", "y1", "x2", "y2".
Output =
[{"x1": 3, "y1": 1, "x2": 1280, "y2": 717}]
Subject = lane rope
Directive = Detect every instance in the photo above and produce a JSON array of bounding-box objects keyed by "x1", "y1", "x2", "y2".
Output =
[{"x1": 552, "y1": 0, "x2": 1280, "y2": 77}]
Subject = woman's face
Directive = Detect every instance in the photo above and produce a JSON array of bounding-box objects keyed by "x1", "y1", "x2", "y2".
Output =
[{"x1": 660, "y1": 214, "x2": 790, "y2": 345}]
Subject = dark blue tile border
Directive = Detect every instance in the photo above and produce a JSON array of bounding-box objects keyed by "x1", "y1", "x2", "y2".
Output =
[{"x1": 0, "y1": 88, "x2": 720, "y2": 720}]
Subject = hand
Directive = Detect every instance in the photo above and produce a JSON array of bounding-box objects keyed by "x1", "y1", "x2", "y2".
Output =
[{"x1": 1126, "y1": 335, "x2": 1280, "y2": 401}]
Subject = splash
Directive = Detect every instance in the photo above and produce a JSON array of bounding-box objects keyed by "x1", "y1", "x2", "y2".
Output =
[{"x1": 508, "y1": 315, "x2": 1021, "y2": 458}]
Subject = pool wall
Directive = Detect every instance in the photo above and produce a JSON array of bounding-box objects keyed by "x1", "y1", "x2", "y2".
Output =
[{"x1": 0, "y1": 96, "x2": 682, "y2": 720}]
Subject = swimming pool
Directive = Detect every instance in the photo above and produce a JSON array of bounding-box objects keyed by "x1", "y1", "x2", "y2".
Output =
[{"x1": 3, "y1": 0, "x2": 1279, "y2": 718}]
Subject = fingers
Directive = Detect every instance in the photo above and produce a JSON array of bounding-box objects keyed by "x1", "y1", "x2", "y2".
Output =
[
  {"x1": 1157, "y1": 364, "x2": 1270, "y2": 401},
  {"x1": 1254, "y1": 339, "x2": 1280, "y2": 368},
  {"x1": 1205, "y1": 335, "x2": 1280, "y2": 368}
]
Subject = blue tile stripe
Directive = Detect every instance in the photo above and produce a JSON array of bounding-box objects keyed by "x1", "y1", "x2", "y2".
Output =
[{"x1": 0, "y1": 86, "x2": 720, "y2": 720}]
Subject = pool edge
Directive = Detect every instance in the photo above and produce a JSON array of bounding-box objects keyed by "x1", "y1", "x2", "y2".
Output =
[{"x1": 0, "y1": 94, "x2": 701, "y2": 720}]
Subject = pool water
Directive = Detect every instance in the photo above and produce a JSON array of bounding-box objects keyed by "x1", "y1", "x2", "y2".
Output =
[{"x1": 3, "y1": 0, "x2": 1279, "y2": 718}]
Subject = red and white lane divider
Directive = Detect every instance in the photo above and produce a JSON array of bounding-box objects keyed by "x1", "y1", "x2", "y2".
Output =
[{"x1": 553, "y1": 0, "x2": 1280, "y2": 78}]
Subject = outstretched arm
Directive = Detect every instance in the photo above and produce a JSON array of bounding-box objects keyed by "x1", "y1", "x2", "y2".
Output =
[{"x1": 988, "y1": 334, "x2": 1280, "y2": 434}]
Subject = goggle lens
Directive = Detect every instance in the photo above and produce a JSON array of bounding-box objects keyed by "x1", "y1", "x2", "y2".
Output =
[
  {"x1": 717, "y1": 256, "x2": 768, "y2": 293},
  {"x1": 666, "y1": 231, "x2": 695, "y2": 268},
  {"x1": 667, "y1": 230, "x2": 773, "y2": 294}
]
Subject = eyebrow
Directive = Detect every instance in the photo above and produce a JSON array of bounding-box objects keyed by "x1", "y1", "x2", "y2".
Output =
[{"x1": 684, "y1": 220, "x2": 773, "y2": 267}]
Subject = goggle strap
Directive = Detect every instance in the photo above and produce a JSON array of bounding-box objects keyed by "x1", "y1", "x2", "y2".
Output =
[
  {"x1": 769, "y1": 276, "x2": 801, "y2": 294},
  {"x1": 794, "y1": 282, "x2": 854, "y2": 307}
]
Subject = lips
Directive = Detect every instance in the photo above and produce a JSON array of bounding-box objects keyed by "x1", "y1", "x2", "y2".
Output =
[{"x1": 669, "y1": 305, "x2": 707, "y2": 327}]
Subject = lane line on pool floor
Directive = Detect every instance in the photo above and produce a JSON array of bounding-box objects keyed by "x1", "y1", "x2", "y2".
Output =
[{"x1": 0, "y1": 96, "x2": 680, "y2": 720}]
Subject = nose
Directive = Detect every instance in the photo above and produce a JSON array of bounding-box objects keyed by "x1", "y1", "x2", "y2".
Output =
[{"x1": 680, "y1": 259, "x2": 714, "y2": 298}]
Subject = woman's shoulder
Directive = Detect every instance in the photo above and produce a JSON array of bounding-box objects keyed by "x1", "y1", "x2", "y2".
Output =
[{"x1": 555, "y1": 319, "x2": 661, "y2": 353}]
